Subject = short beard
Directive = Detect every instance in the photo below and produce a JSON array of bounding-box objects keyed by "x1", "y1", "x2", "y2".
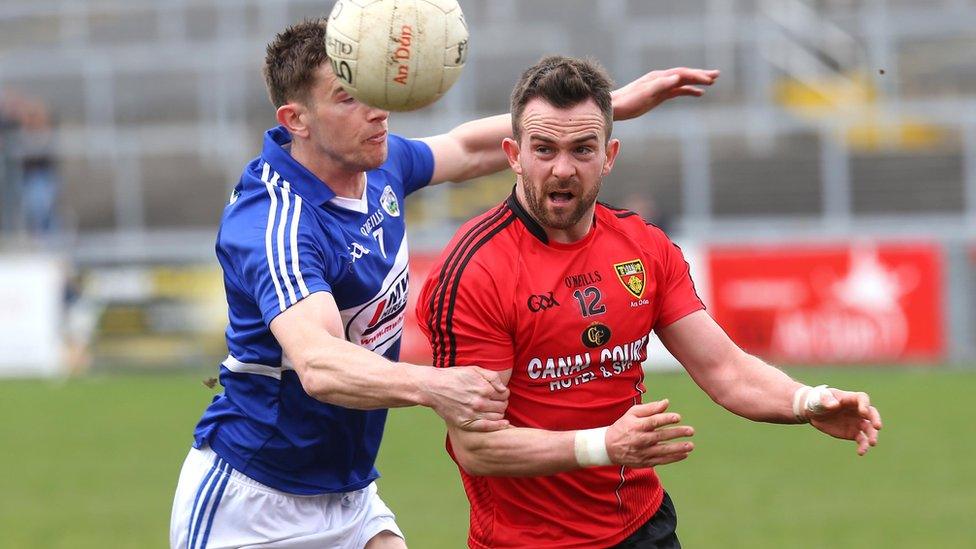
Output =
[{"x1": 522, "y1": 177, "x2": 601, "y2": 231}]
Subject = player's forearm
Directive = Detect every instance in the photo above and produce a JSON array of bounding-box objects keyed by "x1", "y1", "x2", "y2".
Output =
[
  {"x1": 293, "y1": 336, "x2": 429, "y2": 410},
  {"x1": 705, "y1": 351, "x2": 805, "y2": 423},
  {"x1": 444, "y1": 113, "x2": 512, "y2": 180},
  {"x1": 449, "y1": 426, "x2": 580, "y2": 477}
]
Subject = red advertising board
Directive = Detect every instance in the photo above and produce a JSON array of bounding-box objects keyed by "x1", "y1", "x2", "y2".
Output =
[{"x1": 707, "y1": 242, "x2": 943, "y2": 364}]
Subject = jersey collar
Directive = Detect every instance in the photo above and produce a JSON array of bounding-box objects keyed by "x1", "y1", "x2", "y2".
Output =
[
  {"x1": 506, "y1": 190, "x2": 549, "y2": 244},
  {"x1": 261, "y1": 126, "x2": 337, "y2": 206}
]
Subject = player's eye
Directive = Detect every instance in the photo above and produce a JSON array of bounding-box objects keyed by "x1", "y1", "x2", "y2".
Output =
[
  {"x1": 534, "y1": 146, "x2": 553, "y2": 155},
  {"x1": 575, "y1": 146, "x2": 594, "y2": 155}
]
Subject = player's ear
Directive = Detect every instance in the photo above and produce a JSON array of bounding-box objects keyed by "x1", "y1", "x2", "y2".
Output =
[
  {"x1": 502, "y1": 137, "x2": 523, "y2": 175},
  {"x1": 276, "y1": 102, "x2": 310, "y2": 138},
  {"x1": 602, "y1": 138, "x2": 620, "y2": 176}
]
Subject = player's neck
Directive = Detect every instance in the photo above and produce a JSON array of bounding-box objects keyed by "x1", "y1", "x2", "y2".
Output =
[
  {"x1": 545, "y1": 217, "x2": 594, "y2": 244},
  {"x1": 289, "y1": 139, "x2": 366, "y2": 199}
]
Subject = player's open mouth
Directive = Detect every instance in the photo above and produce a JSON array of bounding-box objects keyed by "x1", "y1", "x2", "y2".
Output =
[
  {"x1": 548, "y1": 191, "x2": 575, "y2": 204},
  {"x1": 366, "y1": 131, "x2": 387, "y2": 144}
]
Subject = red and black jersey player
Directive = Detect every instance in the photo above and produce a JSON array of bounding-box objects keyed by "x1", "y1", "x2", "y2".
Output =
[{"x1": 417, "y1": 56, "x2": 883, "y2": 549}]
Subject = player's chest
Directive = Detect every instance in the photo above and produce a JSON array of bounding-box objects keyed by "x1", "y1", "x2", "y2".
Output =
[
  {"x1": 327, "y1": 197, "x2": 409, "y2": 310},
  {"x1": 512, "y1": 249, "x2": 658, "y2": 354}
]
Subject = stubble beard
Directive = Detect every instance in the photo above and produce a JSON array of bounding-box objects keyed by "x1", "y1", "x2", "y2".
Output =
[{"x1": 523, "y1": 177, "x2": 602, "y2": 231}]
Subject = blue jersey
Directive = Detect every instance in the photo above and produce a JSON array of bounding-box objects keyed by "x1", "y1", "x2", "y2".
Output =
[{"x1": 193, "y1": 126, "x2": 434, "y2": 495}]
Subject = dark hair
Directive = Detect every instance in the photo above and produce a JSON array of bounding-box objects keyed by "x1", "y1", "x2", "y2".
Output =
[
  {"x1": 510, "y1": 55, "x2": 615, "y2": 142},
  {"x1": 263, "y1": 18, "x2": 330, "y2": 108}
]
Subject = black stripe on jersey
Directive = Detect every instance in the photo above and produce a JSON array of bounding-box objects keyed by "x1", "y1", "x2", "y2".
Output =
[
  {"x1": 443, "y1": 213, "x2": 516, "y2": 368},
  {"x1": 428, "y1": 202, "x2": 511, "y2": 367},
  {"x1": 506, "y1": 192, "x2": 549, "y2": 244},
  {"x1": 597, "y1": 200, "x2": 640, "y2": 219}
]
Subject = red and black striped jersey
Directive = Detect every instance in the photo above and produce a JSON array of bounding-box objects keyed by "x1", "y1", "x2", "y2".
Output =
[{"x1": 416, "y1": 192, "x2": 704, "y2": 549}]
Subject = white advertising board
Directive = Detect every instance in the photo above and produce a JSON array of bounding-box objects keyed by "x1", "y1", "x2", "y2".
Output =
[{"x1": 0, "y1": 254, "x2": 65, "y2": 377}]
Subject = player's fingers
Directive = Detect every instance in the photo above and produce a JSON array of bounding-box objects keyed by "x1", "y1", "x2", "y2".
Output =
[
  {"x1": 474, "y1": 368, "x2": 510, "y2": 396},
  {"x1": 648, "y1": 441, "x2": 695, "y2": 459},
  {"x1": 646, "y1": 74, "x2": 681, "y2": 95},
  {"x1": 855, "y1": 430, "x2": 870, "y2": 456},
  {"x1": 667, "y1": 67, "x2": 720, "y2": 83},
  {"x1": 868, "y1": 405, "x2": 883, "y2": 430},
  {"x1": 642, "y1": 412, "x2": 682, "y2": 431},
  {"x1": 650, "y1": 452, "x2": 691, "y2": 467},
  {"x1": 861, "y1": 419, "x2": 879, "y2": 446},
  {"x1": 668, "y1": 86, "x2": 705, "y2": 99},
  {"x1": 856, "y1": 392, "x2": 872, "y2": 418},
  {"x1": 460, "y1": 417, "x2": 510, "y2": 433},
  {"x1": 651, "y1": 425, "x2": 695, "y2": 443},
  {"x1": 631, "y1": 399, "x2": 669, "y2": 417},
  {"x1": 473, "y1": 397, "x2": 507, "y2": 415}
]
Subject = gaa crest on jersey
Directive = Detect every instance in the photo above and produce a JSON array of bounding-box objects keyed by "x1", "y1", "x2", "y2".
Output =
[
  {"x1": 614, "y1": 259, "x2": 646, "y2": 298},
  {"x1": 581, "y1": 322, "x2": 611, "y2": 348},
  {"x1": 380, "y1": 185, "x2": 400, "y2": 217}
]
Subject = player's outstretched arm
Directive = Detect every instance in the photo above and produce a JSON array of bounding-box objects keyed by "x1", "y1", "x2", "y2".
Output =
[
  {"x1": 449, "y1": 395, "x2": 694, "y2": 477},
  {"x1": 421, "y1": 67, "x2": 720, "y2": 185},
  {"x1": 269, "y1": 292, "x2": 509, "y2": 432},
  {"x1": 657, "y1": 310, "x2": 882, "y2": 455}
]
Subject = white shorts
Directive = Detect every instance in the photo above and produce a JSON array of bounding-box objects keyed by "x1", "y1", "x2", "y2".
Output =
[{"x1": 170, "y1": 446, "x2": 403, "y2": 549}]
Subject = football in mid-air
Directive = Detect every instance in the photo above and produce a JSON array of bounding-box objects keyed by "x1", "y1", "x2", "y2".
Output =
[{"x1": 325, "y1": 0, "x2": 469, "y2": 112}]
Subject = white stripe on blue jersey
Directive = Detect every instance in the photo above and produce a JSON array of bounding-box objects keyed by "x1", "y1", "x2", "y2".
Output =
[
  {"x1": 221, "y1": 355, "x2": 295, "y2": 379},
  {"x1": 290, "y1": 194, "x2": 310, "y2": 298},
  {"x1": 261, "y1": 163, "x2": 287, "y2": 312},
  {"x1": 276, "y1": 179, "x2": 298, "y2": 305}
]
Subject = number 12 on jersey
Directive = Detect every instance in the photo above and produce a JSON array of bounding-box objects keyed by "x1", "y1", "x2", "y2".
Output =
[{"x1": 573, "y1": 287, "x2": 606, "y2": 317}]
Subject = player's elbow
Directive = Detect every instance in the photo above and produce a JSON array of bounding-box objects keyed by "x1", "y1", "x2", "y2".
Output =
[
  {"x1": 451, "y1": 437, "x2": 501, "y2": 477},
  {"x1": 291, "y1": 351, "x2": 340, "y2": 401},
  {"x1": 455, "y1": 452, "x2": 498, "y2": 477}
]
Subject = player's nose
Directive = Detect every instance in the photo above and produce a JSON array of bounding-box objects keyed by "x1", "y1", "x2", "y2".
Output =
[
  {"x1": 550, "y1": 152, "x2": 576, "y2": 179},
  {"x1": 365, "y1": 105, "x2": 389, "y2": 123}
]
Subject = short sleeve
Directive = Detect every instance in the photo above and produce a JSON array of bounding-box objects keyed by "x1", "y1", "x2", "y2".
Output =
[
  {"x1": 385, "y1": 134, "x2": 434, "y2": 196},
  {"x1": 653, "y1": 235, "x2": 706, "y2": 330},
  {"x1": 417, "y1": 259, "x2": 514, "y2": 371},
  {"x1": 226, "y1": 191, "x2": 336, "y2": 326}
]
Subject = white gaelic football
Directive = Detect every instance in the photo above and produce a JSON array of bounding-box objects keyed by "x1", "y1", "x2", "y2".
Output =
[{"x1": 325, "y1": 0, "x2": 469, "y2": 111}]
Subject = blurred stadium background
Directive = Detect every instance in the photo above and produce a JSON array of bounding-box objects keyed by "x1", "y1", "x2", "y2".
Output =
[{"x1": 1, "y1": 0, "x2": 974, "y2": 547}]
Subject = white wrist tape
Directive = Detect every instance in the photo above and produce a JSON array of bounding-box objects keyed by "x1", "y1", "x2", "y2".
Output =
[
  {"x1": 574, "y1": 427, "x2": 612, "y2": 467},
  {"x1": 792, "y1": 384, "x2": 832, "y2": 422}
]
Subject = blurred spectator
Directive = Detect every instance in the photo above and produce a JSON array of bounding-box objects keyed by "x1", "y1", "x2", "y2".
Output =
[{"x1": 0, "y1": 92, "x2": 61, "y2": 239}]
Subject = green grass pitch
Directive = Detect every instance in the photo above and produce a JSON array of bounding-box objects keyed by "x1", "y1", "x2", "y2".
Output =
[{"x1": 0, "y1": 368, "x2": 972, "y2": 548}]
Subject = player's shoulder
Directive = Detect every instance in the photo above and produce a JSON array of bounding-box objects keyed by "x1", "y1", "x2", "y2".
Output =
[
  {"x1": 218, "y1": 158, "x2": 329, "y2": 252},
  {"x1": 449, "y1": 199, "x2": 520, "y2": 254},
  {"x1": 429, "y1": 200, "x2": 520, "y2": 280},
  {"x1": 596, "y1": 201, "x2": 670, "y2": 242}
]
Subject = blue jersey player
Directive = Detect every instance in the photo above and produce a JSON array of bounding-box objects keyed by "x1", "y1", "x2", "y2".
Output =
[{"x1": 169, "y1": 16, "x2": 723, "y2": 549}]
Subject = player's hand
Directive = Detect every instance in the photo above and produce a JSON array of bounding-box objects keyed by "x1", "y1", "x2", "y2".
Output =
[
  {"x1": 423, "y1": 366, "x2": 510, "y2": 433},
  {"x1": 605, "y1": 399, "x2": 695, "y2": 468},
  {"x1": 611, "y1": 67, "x2": 720, "y2": 121},
  {"x1": 807, "y1": 389, "x2": 883, "y2": 456}
]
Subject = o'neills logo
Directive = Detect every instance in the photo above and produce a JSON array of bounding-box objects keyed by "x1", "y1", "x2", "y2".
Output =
[
  {"x1": 581, "y1": 322, "x2": 611, "y2": 348},
  {"x1": 614, "y1": 259, "x2": 646, "y2": 298}
]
